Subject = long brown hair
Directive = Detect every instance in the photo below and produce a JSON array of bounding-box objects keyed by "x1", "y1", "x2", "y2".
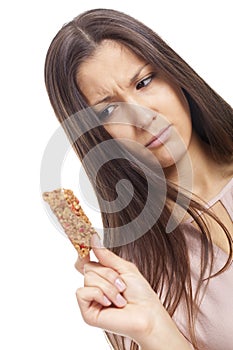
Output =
[{"x1": 44, "y1": 8, "x2": 233, "y2": 350}]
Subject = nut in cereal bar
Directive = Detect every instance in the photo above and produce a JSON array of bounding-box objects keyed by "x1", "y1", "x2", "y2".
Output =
[{"x1": 42, "y1": 188, "x2": 97, "y2": 258}]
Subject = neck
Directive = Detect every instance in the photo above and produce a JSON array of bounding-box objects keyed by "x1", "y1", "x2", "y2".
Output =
[{"x1": 164, "y1": 132, "x2": 233, "y2": 201}]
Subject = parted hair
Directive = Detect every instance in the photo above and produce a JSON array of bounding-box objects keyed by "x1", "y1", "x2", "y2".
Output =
[{"x1": 44, "y1": 8, "x2": 233, "y2": 350}]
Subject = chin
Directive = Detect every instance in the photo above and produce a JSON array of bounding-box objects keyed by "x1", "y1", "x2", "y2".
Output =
[
  {"x1": 150, "y1": 148, "x2": 176, "y2": 168},
  {"x1": 155, "y1": 147, "x2": 190, "y2": 170},
  {"x1": 160, "y1": 158, "x2": 176, "y2": 169}
]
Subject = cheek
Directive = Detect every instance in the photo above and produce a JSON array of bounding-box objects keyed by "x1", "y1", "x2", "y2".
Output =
[
  {"x1": 153, "y1": 89, "x2": 192, "y2": 168},
  {"x1": 178, "y1": 117, "x2": 192, "y2": 146},
  {"x1": 160, "y1": 119, "x2": 192, "y2": 168},
  {"x1": 104, "y1": 124, "x2": 132, "y2": 139},
  {"x1": 173, "y1": 101, "x2": 192, "y2": 149},
  {"x1": 154, "y1": 81, "x2": 190, "y2": 120},
  {"x1": 165, "y1": 88, "x2": 192, "y2": 145}
]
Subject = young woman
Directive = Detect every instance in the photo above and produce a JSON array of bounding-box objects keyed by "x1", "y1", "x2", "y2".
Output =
[{"x1": 44, "y1": 8, "x2": 233, "y2": 350}]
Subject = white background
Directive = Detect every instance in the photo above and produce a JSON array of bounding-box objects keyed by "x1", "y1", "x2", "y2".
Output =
[{"x1": 0, "y1": 0, "x2": 232, "y2": 349}]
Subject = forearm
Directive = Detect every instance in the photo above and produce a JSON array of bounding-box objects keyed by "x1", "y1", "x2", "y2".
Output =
[
  {"x1": 138, "y1": 329, "x2": 192, "y2": 350},
  {"x1": 135, "y1": 311, "x2": 192, "y2": 350}
]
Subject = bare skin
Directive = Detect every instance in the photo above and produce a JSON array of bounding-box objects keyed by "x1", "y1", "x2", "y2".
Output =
[
  {"x1": 76, "y1": 235, "x2": 192, "y2": 350},
  {"x1": 77, "y1": 40, "x2": 232, "y2": 198},
  {"x1": 74, "y1": 40, "x2": 233, "y2": 348}
]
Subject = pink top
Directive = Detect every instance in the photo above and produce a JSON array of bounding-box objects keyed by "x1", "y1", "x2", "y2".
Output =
[{"x1": 174, "y1": 178, "x2": 233, "y2": 349}]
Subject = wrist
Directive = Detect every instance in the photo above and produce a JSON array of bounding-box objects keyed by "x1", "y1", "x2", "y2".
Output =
[
  {"x1": 135, "y1": 304, "x2": 192, "y2": 350},
  {"x1": 139, "y1": 331, "x2": 192, "y2": 350}
]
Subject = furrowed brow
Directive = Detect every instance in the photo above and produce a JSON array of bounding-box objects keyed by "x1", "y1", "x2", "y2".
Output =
[
  {"x1": 92, "y1": 95, "x2": 112, "y2": 106},
  {"x1": 92, "y1": 63, "x2": 150, "y2": 106},
  {"x1": 129, "y1": 63, "x2": 149, "y2": 84}
]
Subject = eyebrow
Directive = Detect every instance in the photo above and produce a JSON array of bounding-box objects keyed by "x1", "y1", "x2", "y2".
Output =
[
  {"x1": 92, "y1": 63, "x2": 150, "y2": 106},
  {"x1": 130, "y1": 63, "x2": 149, "y2": 84}
]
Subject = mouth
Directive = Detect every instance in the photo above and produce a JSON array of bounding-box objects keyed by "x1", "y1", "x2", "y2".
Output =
[{"x1": 145, "y1": 125, "x2": 172, "y2": 149}]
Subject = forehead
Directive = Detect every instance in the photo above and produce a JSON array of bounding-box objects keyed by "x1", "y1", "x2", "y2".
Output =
[{"x1": 76, "y1": 40, "x2": 147, "y2": 104}]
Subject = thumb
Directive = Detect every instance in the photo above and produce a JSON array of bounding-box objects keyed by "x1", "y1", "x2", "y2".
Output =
[
  {"x1": 91, "y1": 234, "x2": 135, "y2": 274},
  {"x1": 74, "y1": 253, "x2": 90, "y2": 275}
]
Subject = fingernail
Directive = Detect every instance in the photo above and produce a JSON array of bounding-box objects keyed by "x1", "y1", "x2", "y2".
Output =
[
  {"x1": 115, "y1": 278, "x2": 126, "y2": 292},
  {"x1": 116, "y1": 294, "x2": 127, "y2": 307},
  {"x1": 103, "y1": 296, "x2": 112, "y2": 306},
  {"x1": 91, "y1": 234, "x2": 102, "y2": 248}
]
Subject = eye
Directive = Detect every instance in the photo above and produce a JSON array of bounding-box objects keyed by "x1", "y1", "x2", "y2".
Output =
[
  {"x1": 98, "y1": 105, "x2": 116, "y2": 121},
  {"x1": 136, "y1": 74, "x2": 154, "y2": 90}
]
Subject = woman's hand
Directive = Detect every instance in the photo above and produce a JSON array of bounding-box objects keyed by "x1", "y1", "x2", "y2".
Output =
[{"x1": 75, "y1": 234, "x2": 191, "y2": 350}]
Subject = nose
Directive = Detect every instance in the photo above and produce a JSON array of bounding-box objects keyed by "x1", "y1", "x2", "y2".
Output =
[{"x1": 120, "y1": 101, "x2": 156, "y2": 131}]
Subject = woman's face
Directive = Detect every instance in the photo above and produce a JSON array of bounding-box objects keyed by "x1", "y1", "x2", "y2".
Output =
[{"x1": 77, "y1": 40, "x2": 192, "y2": 168}]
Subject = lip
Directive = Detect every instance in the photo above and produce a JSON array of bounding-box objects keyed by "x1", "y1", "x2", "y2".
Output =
[{"x1": 146, "y1": 125, "x2": 172, "y2": 149}]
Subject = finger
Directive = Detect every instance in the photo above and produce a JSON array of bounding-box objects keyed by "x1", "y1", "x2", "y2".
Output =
[
  {"x1": 76, "y1": 286, "x2": 112, "y2": 323},
  {"x1": 91, "y1": 234, "x2": 138, "y2": 275},
  {"x1": 74, "y1": 253, "x2": 90, "y2": 274},
  {"x1": 84, "y1": 270, "x2": 127, "y2": 307},
  {"x1": 84, "y1": 262, "x2": 127, "y2": 292}
]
